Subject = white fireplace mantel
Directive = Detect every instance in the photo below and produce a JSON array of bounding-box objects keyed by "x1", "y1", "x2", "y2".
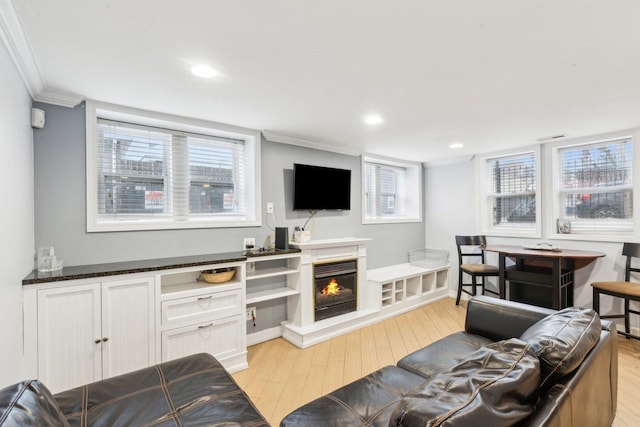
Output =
[
  {"x1": 282, "y1": 238, "x2": 377, "y2": 348},
  {"x1": 290, "y1": 237, "x2": 371, "y2": 250}
]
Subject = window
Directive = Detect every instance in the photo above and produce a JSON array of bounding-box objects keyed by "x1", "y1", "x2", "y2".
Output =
[
  {"x1": 362, "y1": 155, "x2": 422, "y2": 223},
  {"x1": 477, "y1": 147, "x2": 541, "y2": 237},
  {"x1": 548, "y1": 133, "x2": 636, "y2": 240},
  {"x1": 86, "y1": 102, "x2": 260, "y2": 231}
]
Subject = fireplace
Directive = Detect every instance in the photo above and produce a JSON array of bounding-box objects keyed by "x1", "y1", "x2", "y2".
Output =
[{"x1": 314, "y1": 259, "x2": 357, "y2": 321}]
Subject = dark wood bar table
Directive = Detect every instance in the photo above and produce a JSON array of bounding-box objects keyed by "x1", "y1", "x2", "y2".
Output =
[{"x1": 482, "y1": 245, "x2": 605, "y2": 310}]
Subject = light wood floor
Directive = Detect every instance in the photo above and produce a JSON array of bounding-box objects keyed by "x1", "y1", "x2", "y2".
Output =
[{"x1": 232, "y1": 298, "x2": 640, "y2": 426}]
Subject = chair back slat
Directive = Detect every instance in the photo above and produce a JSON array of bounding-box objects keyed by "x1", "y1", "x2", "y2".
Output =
[
  {"x1": 622, "y1": 243, "x2": 640, "y2": 281},
  {"x1": 455, "y1": 235, "x2": 487, "y2": 265}
]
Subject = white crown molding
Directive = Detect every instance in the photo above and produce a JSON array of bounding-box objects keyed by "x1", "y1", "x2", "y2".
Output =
[
  {"x1": 0, "y1": 0, "x2": 83, "y2": 107},
  {"x1": 0, "y1": 0, "x2": 43, "y2": 98},
  {"x1": 262, "y1": 130, "x2": 361, "y2": 157},
  {"x1": 34, "y1": 88, "x2": 84, "y2": 108}
]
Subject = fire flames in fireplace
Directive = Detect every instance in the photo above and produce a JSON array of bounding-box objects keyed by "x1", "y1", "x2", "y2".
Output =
[
  {"x1": 321, "y1": 279, "x2": 341, "y2": 296},
  {"x1": 314, "y1": 260, "x2": 357, "y2": 321},
  {"x1": 316, "y1": 278, "x2": 354, "y2": 304}
]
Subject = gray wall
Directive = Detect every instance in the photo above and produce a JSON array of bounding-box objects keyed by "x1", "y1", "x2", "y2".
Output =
[
  {"x1": 0, "y1": 43, "x2": 35, "y2": 386},
  {"x1": 33, "y1": 102, "x2": 425, "y2": 333}
]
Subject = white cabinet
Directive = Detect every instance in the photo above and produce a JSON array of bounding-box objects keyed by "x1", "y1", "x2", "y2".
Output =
[
  {"x1": 158, "y1": 262, "x2": 247, "y2": 372},
  {"x1": 31, "y1": 276, "x2": 155, "y2": 393},
  {"x1": 161, "y1": 315, "x2": 244, "y2": 362}
]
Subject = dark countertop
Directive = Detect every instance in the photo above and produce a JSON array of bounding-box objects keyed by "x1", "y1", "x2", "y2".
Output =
[{"x1": 23, "y1": 248, "x2": 301, "y2": 285}]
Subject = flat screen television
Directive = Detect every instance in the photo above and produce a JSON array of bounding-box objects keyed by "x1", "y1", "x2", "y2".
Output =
[{"x1": 293, "y1": 163, "x2": 351, "y2": 210}]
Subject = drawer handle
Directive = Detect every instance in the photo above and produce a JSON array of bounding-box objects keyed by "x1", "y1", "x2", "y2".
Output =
[
  {"x1": 198, "y1": 323, "x2": 214, "y2": 329},
  {"x1": 197, "y1": 296, "x2": 213, "y2": 301}
]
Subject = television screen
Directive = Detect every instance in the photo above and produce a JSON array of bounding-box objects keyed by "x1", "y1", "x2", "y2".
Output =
[{"x1": 293, "y1": 163, "x2": 351, "y2": 210}]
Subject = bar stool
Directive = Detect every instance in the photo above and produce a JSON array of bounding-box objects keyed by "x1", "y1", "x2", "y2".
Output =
[
  {"x1": 592, "y1": 242, "x2": 640, "y2": 340},
  {"x1": 455, "y1": 235, "x2": 499, "y2": 305}
]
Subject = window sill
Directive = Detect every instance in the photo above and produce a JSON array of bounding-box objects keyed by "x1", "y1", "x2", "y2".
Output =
[{"x1": 362, "y1": 217, "x2": 422, "y2": 225}]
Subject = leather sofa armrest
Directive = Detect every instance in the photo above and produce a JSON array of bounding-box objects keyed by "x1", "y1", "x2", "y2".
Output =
[{"x1": 465, "y1": 296, "x2": 555, "y2": 341}]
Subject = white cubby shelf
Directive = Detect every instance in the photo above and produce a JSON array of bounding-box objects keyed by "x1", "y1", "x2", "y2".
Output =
[{"x1": 367, "y1": 262, "x2": 449, "y2": 315}]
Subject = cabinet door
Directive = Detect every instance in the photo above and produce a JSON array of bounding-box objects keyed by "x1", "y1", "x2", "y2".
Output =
[
  {"x1": 101, "y1": 277, "x2": 156, "y2": 379},
  {"x1": 161, "y1": 315, "x2": 243, "y2": 364},
  {"x1": 37, "y1": 283, "x2": 102, "y2": 393}
]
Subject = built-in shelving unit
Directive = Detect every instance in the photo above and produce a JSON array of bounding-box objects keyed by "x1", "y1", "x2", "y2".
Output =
[
  {"x1": 245, "y1": 253, "x2": 301, "y2": 305},
  {"x1": 368, "y1": 263, "x2": 449, "y2": 314}
]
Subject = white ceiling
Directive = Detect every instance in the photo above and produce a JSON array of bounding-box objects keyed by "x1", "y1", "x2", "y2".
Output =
[{"x1": 8, "y1": 0, "x2": 640, "y2": 163}]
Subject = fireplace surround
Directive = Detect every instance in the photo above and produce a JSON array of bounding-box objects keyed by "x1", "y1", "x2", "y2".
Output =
[{"x1": 282, "y1": 238, "x2": 372, "y2": 348}]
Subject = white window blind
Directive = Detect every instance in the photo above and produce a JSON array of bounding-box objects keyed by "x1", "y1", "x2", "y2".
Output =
[
  {"x1": 557, "y1": 137, "x2": 633, "y2": 235},
  {"x1": 486, "y1": 152, "x2": 536, "y2": 227},
  {"x1": 87, "y1": 102, "x2": 260, "y2": 232},
  {"x1": 362, "y1": 155, "x2": 421, "y2": 223},
  {"x1": 97, "y1": 120, "x2": 171, "y2": 217},
  {"x1": 364, "y1": 162, "x2": 405, "y2": 218}
]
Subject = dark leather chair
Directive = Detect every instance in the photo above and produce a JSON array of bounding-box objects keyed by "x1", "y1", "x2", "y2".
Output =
[
  {"x1": 592, "y1": 242, "x2": 640, "y2": 340},
  {"x1": 455, "y1": 235, "x2": 499, "y2": 305}
]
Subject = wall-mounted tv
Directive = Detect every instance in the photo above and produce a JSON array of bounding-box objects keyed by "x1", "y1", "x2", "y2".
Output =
[{"x1": 293, "y1": 163, "x2": 351, "y2": 211}]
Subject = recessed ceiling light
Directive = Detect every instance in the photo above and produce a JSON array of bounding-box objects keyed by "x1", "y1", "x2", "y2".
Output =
[
  {"x1": 364, "y1": 114, "x2": 383, "y2": 125},
  {"x1": 190, "y1": 64, "x2": 218, "y2": 78},
  {"x1": 449, "y1": 143, "x2": 464, "y2": 149}
]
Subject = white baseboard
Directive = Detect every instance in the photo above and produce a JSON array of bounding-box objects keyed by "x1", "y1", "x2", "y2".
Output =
[{"x1": 247, "y1": 326, "x2": 283, "y2": 347}]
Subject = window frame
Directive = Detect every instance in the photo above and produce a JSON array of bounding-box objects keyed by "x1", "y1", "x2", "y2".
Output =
[
  {"x1": 476, "y1": 146, "x2": 542, "y2": 238},
  {"x1": 86, "y1": 100, "x2": 261, "y2": 232},
  {"x1": 544, "y1": 129, "x2": 639, "y2": 242},
  {"x1": 361, "y1": 154, "x2": 423, "y2": 224}
]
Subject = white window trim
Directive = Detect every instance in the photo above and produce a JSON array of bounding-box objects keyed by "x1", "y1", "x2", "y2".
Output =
[
  {"x1": 544, "y1": 129, "x2": 639, "y2": 243},
  {"x1": 476, "y1": 145, "x2": 542, "y2": 238},
  {"x1": 85, "y1": 100, "x2": 261, "y2": 232},
  {"x1": 361, "y1": 154, "x2": 423, "y2": 224}
]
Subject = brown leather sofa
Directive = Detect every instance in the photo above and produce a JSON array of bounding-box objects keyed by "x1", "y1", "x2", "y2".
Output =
[
  {"x1": 281, "y1": 296, "x2": 618, "y2": 426},
  {"x1": 0, "y1": 352, "x2": 268, "y2": 426},
  {"x1": 0, "y1": 296, "x2": 618, "y2": 426}
]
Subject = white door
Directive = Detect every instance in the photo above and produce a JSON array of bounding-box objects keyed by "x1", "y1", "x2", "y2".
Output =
[
  {"x1": 37, "y1": 283, "x2": 102, "y2": 393},
  {"x1": 101, "y1": 277, "x2": 156, "y2": 379}
]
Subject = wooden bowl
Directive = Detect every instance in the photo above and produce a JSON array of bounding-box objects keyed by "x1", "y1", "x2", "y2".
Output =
[{"x1": 200, "y1": 269, "x2": 235, "y2": 284}]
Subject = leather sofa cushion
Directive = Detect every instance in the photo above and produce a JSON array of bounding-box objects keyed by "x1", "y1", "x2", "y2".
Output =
[
  {"x1": 0, "y1": 380, "x2": 69, "y2": 427},
  {"x1": 397, "y1": 331, "x2": 492, "y2": 379},
  {"x1": 519, "y1": 307, "x2": 601, "y2": 389},
  {"x1": 390, "y1": 338, "x2": 540, "y2": 427},
  {"x1": 281, "y1": 365, "x2": 430, "y2": 427},
  {"x1": 54, "y1": 353, "x2": 268, "y2": 427}
]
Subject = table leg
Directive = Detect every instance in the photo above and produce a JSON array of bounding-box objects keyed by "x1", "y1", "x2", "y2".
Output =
[
  {"x1": 551, "y1": 258, "x2": 561, "y2": 310},
  {"x1": 566, "y1": 258, "x2": 574, "y2": 307},
  {"x1": 499, "y1": 254, "x2": 506, "y2": 300}
]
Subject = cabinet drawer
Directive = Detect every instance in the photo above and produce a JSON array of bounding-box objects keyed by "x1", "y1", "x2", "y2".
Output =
[
  {"x1": 161, "y1": 289, "x2": 242, "y2": 327},
  {"x1": 161, "y1": 315, "x2": 244, "y2": 364}
]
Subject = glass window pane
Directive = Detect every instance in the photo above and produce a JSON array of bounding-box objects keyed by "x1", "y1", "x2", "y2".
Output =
[
  {"x1": 559, "y1": 138, "x2": 633, "y2": 222},
  {"x1": 486, "y1": 152, "x2": 536, "y2": 226}
]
